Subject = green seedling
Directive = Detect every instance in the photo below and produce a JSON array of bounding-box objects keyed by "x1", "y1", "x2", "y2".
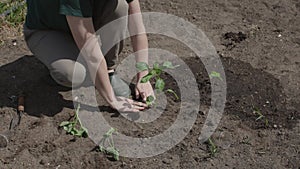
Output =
[
  {"x1": 136, "y1": 61, "x2": 180, "y2": 106},
  {"x1": 99, "y1": 128, "x2": 119, "y2": 161},
  {"x1": 146, "y1": 95, "x2": 155, "y2": 106},
  {"x1": 207, "y1": 138, "x2": 218, "y2": 157},
  {"x1": 253, "y1": 107, "x2": 269, "y2": 127},
  {"x1": 209, "y1": 71, "x2": 222, "y2": 80},
  {"x1": 166, "y1": 89, "x2": 179, "y2": 100},
  {"x1": 60, "y1": 104, "x2": 88, "y2": 137}
]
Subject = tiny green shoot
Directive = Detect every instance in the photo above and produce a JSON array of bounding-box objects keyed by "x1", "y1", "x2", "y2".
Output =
[
  {"x1": 253, "y1": 107, "x2": 269, "y2": 127},
  {"x1": 146, "y1": 95, "x2": 155, "y2": 106},
  {"x1": 60, "y1": 104, "x2": 88, "y2": 138},
  {"x1": 99, "y1": 128, "x2": 119, "y2": 161},
  {"x1": 207, "y1": 138, "x2": 218, "y2": 157},
  {"x1": 209, "y1": 71, "x2": 222, "y2": 80},
  {"x1": 166, "y1": 89, "x2": 179, "y2": 100}
]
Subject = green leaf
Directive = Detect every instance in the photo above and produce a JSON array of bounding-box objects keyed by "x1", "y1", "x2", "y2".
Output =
[
  {"x1": 253, "y1": 107, "x2": 259, "y2": 112},
  {"x1": 162, "y1": 61, "x2": 179, "y2": 69},
  {"x1": 147, "y1": 95, "x2": 155, "y2": 102},
  {"x1": 146, "y1": 95, "x2": 155, "y2": 106},
  {"x1": 153, "y1": 62, "x2": 160, "y2": 70},
  {"x1": 113, "y1": 150, "x2": 120, "y2": 161},
  {"x1": 136, "y1": 62, "x2": 149, "y2": 72},
  {"x1": 99, "y1": 145, "x2": 105, "y2": 152},
  {"x1": 209, "y1": 71, "x2": 222, "y2": 79},
  {"x1": 153, "y1": 68, "x2": 162, "y2": 76},
  {"x1": 141, "y1": 73, "x2": 154, "y2": 83},
  {"x1": 77, "y1": 128, "x2": 88, "y2": 137},
  {"x1": 67, "y1": 125, "x2": 73, "y2": 133},
  {"x1": 75, "y1": 129, "x2": 85, "y2": 137},
  {"x1": 106, "y1": 147, "x2": 115, "y2": 154},
  {"x1": 82, "y1": 127, "x2": 89, "y2": 135},
  {"x1": 166, "y1": 89, "x2": 179, "y2": 100},
  {"x1": 63, "y1": 126, "x2": 69, "y2": 131},
  {"x1": 162, "y1": 61, "x2": 172, "y2": 68},
  {"x1": 256, "y1": 115, "x2": 264, "y2": 121},
  {"x1": 155, "y1": 78, "x2": 165, "y2": 92},
  {"x1": 265, "y1": 119, "x2": 269, "y2": 126},
  {"x1": 104, "y1": 128, "x2": 116, "y2": 137},
  {"x1": 60, "y1": 121, "x2": 70, "y2": 127},
  {"x1": 106, "y1": 147, "x2": 120, "y2": 161}
]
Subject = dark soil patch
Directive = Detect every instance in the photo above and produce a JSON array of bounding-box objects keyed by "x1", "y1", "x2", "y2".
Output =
[{"x1": 1, "y1": 0, "x2": 300, "y2": 168}]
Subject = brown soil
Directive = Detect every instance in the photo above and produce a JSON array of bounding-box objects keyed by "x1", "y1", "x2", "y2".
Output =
[{"x1": 0, "y1": 0, "x2": 299, "y2": 168}]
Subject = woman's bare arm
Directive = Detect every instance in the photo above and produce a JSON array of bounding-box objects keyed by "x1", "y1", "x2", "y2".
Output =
[
  {"x1": 66, "y1": 15, "x2": 147, "y2": 111},
  {"x1": 128, "y1": 0, "x2": 154, "y2": 100}
]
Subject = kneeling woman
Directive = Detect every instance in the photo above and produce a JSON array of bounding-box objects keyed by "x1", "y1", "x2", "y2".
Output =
[{"x1": 24, "y1": 0, "x2": 154, "y2": 112}]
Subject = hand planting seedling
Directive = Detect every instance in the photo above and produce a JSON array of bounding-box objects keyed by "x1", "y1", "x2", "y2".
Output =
[
  {"x1": 60, "y1": 104, "x2": 88, "y2": 138},
  {"x1": 98, "y1": 128, "x2": 119, "y2": 161},
  {"x1": 136, "y1": 61, "x2": 180, "y2": 106}
]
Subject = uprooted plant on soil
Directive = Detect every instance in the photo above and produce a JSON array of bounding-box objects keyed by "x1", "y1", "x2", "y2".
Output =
[
  {"x1": 59, "y1": 104, "x2": 88, "y2": 138},
  {"x1": 98, "y1": 128, "x2": 119, "y2": 161}
]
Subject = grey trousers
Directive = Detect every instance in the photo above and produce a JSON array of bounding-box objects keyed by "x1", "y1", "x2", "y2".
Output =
[{"x1": 24, "y1": 0, "x2": 128, "y2": 87}]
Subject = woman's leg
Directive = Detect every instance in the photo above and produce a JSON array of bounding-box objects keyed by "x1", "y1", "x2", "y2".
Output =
[
  {"x1": 24, "y1": 26, "x2": 86, "y2": 88},
  {"x1": 93, "y1": 0, "x2": 129, "y2": 70}
]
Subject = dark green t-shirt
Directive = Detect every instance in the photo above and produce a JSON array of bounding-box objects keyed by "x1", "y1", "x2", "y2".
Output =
[{"x1": 25, "y1": 0, "x2": 133, "y2": 32}]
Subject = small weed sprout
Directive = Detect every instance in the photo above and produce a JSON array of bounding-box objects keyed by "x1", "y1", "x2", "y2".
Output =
[
  {"x1": 60, "y1": 104, "x2": 88, "y2": 137},
  {"x1": 136, "y1": 61, "x2": 180, "y2": 106},
  {"x1": 253, "y1": 107, "x2": 269, "y2": 127},
  {"x1": 207, "y1": 138, "x2": 218, "y2": 157},
  {"x1": 98, "y1": 128, "x2": 119, "y2": 161},
  {"x1": 209, "y1": 71, "x2": 222, "y2": 80}
]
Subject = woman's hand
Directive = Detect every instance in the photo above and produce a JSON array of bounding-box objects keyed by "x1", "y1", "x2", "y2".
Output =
[
  {"x1": 135, "y1": 81, "x2": 154, "y2": 102},
  {"x1": 109, "y1": 97, "x2": 148, "y2": 113},
  {"x1": 128, "y1": 1, "x2": 154, "y2": 101},
  {"x1": 135, "y1": 70, "x2": 155, "y2": 101}
]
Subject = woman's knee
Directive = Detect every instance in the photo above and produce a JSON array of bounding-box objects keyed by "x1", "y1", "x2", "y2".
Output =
[{"x1": 49, "y1": 59, "x2": 86, "y2": 88}]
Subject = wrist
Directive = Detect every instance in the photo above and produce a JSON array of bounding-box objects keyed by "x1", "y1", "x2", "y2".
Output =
[
  {"x1": 107, "y1": 97, "x2": 119, "y2": 109},
  {"x1": 137, "y1": 70, "x2": 148, "y2": 81},
  {"x1": 95, "y1": 86, "x2": 117, "y2": 108}
]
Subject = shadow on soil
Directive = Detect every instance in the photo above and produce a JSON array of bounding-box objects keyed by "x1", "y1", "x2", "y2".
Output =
[
  {"x1": 0, "y1": 55, "x2": 73, "y2": 117},
  {"x1": 186, "y1": 56, "x2": 299, "y2": 129},
  {"x1": 0, "y1": 55, "x2": 298, "y2": 129}
]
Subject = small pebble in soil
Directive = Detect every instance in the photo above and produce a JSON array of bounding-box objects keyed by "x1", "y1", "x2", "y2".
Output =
[
  {"x1": 0, "y1": 134, "x2": 8, "y2": 148},
  {"x1": 121, "y1": 162, "x2": 127, "y2": 167},
  {"x1": 39, "y1": 159, "x2": 46, "y2": 165},
  {"x1": 162, "y1": 158, "x2": 171, "y2": 164},
  {"x1": 258, "y1": 131, "x2": 267, "y2": 137},
  {"x1": 12, "y1": 39, "x2": 17, "y2": 46}
]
